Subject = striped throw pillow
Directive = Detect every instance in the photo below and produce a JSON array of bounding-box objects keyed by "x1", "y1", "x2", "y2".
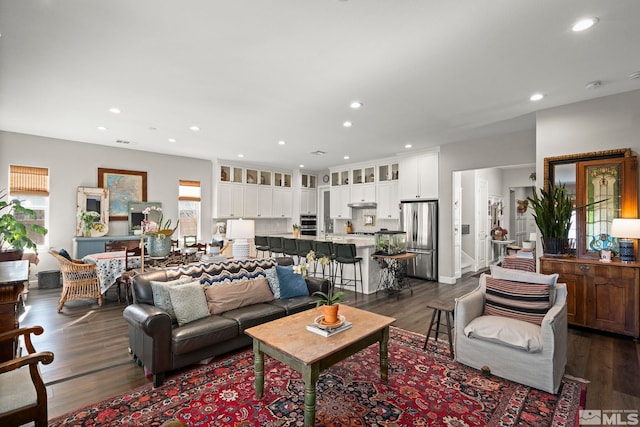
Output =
[{"x1": 484, "y1": 276, "x2": 551, "y2": 325}]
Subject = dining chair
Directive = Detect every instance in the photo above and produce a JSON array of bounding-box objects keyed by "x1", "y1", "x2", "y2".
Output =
[{"x1": 0, "y1": 326, "x2": 54, "y2": 427}]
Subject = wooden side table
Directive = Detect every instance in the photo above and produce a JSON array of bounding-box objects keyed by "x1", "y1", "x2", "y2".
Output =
[{"x1": 0, "y1": 260, "x2": 29, "y2": 362}]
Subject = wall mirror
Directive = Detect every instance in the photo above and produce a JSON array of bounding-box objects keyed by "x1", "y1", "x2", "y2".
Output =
[
  {"x1": 544, "y1": 148, "x2": 638, "y2": 258},
  {"x1": 128, "y1": 201, "x2": 162, "y2": 234},
  {"x1": 76, "y1": 187, "x2": 109, "y2": 236}
]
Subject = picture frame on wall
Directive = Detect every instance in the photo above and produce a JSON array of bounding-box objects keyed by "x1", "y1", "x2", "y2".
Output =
[{"x1": 98, "y1": 168, "x2": 147, "y2": 221}]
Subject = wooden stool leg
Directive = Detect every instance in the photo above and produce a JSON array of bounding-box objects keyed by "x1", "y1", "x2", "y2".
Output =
[
  {"x1": 423, "y1": 308, "x2": 437, "y2": 350},
  {"x1": 434, "y1": 310, "x2": 442, "y2": 341},
  {"x1": 445, "y1": 311, "x2": 453, "y2": 358}
]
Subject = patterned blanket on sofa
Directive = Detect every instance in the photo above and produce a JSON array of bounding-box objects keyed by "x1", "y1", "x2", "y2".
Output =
[{"x1": 164, "y1": 258, "x2": 277, "y2": 286}]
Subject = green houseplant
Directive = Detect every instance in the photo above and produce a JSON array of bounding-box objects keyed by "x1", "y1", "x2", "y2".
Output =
[
  {"x1": 527, "y1": 184, "x2": 574, "y2": 254},
  {"x1": 0, "y1": 190, "x2": 48, "y2": 257}
]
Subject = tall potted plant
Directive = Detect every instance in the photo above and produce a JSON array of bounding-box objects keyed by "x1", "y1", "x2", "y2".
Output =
[
  {"x1": 0, "y1": 191, "x2": 48, "y2": 260},
  {"x1": 527, "y1": 184, "x2": 574, "y2": 254}
]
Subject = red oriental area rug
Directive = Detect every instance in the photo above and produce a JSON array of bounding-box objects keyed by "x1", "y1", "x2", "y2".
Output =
[{"x1": 49, "y1": 327, "x2": 586, "y2": 426}]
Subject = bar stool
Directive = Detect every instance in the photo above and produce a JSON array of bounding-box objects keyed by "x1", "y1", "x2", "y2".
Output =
[
  {"x1": 296, "y1": 239, "x2": 314, "y2": 264},
  {"x1": 254, "y1": 235, "x2": 270, "y2": 258},
  {"x1": 267, "y1": 236, "x2": 285, "y2": 257},
  {"x1": 423, "y1": 299, "x2": 455, "y2": 358},
  {"x1": 332, "y1": 243, "x2": 363, "y2": 300},
  {"x1": 312, "y1": 240, "x2": 335, "y2": 278},
  {"x1": 282, "y1": 238, "x2": 299, "y2": 263}
]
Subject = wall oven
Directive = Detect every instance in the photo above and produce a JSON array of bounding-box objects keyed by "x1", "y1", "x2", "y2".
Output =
[{"x1": 300, "y1": 215, "x2": 317, "y2": 236}]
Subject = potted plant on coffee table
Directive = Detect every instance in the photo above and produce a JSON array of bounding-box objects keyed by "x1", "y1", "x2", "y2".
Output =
[{"x1": 0, "y1": 190, "x2": 48, "y2": 261}]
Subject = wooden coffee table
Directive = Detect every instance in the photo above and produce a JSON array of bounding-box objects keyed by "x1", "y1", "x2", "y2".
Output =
[{"x1": 245, "y1": 305, "x2": 396, "y2": 427}]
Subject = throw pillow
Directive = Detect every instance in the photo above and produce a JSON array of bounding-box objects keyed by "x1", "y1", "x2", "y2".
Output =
[
  {"x1": 205, "y1": 277, "x2": 274, "y2": 314},
  {"x1": 275, "y1": 265, "x2": 309, "y2": 299},
  {"x1": 490, "y1": 265, "x2": 559, "y2": 304},
  {"x1": 264, "y1": 268, "x2": 281, "y2": 299},
  {"x1": 150, "y1": 277, "x2": 195, "y2": 321},
  {"x1": 168, "y1": 280, "x2": 210, "y2": 326},
  {"x1": 483, "y1": 276, "x2": 551, "y2": 325},
  {"x1": 464, "y1": 315, "x2": 543, "y2": 352}
]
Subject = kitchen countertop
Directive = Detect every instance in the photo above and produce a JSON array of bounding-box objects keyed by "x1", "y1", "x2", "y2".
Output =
[{"x1": 268, "y1": 233, "x2": 375, "y2": 248}]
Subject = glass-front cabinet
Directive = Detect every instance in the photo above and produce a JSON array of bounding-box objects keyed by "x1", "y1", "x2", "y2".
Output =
[
  {"x1": 331, "y1": 170, "x2": 349, "y2": 186},
  {"x1": 301, "y1": 173, "x2": 316, "y2": 188},
  {"x1": 274, "y1": 172, "x2": 291, "y2": 188},
  {"x1": 245, "y1": 169, "x2": 272, "y2": 185},
  {"x1": 352, "y1": 166, "x2": 375, "y2": 185},
  {"x1": 220, "y1": 165, "x2": 243, "y2": 183},
  {"x1": 378, "y1": 163, "x2": 399, "y2": 182}
]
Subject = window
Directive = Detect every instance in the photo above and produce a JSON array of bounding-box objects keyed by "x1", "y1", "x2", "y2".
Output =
[
  {"x1": 8, "y1": 165, "x2": 50, "y2": 248},
  {"x1": 178, "y1": 180, "x2": 201, "y2": 241}
]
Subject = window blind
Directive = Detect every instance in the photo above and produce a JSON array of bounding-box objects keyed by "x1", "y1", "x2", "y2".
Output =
[
  {"x1": 10, "y1": 165, "x2": 50, "y2": 195},
  {"x1": 179, "y1": 180, "x2": 201, "y2": 201}
]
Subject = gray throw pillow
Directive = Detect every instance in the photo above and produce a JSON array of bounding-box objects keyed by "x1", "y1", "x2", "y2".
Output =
[
  {"x1": 168, "y1": 281, "x2": 210, "y2": 326},
  {"x1": 150, "y1": 277, "x2": 194, "y2": 321},
  {"x1": 264, "y1": 268, "x2": 281, "y2": 299}
]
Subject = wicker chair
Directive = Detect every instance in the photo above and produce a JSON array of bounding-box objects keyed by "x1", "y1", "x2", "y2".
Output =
[
  {"x1": 49, "y1": 250, "x2": 103, "y2": 312},
  {"x1": 0, "y1": 326, "x2": 54, "y2": 427}
]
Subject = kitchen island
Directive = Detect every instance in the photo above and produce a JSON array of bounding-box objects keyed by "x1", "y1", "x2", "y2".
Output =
[{"x1": 259, "y1": 233, "x2": 382, "y2": 295}]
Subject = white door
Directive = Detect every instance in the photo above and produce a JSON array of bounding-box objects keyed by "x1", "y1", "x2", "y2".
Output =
[
  {"x1": 475, "y1": 178, "x2": 488, "y2": 270},
  {"x1": 453, "y1": 172, "x2": 462, "y2": 279}
]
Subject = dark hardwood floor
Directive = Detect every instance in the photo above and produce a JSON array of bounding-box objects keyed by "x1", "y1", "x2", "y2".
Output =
[{"x1": 19, "y1": 273, "x2": 640, "y2": 422}]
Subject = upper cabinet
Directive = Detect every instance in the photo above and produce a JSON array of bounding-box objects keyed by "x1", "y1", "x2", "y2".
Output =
[
  {"x1": 274, "y1": 172, "x2": 292, "y2": 188},
  {"x1": 301, "y1": 173, "x2": 316, "y2": 189},
  {"x1": 377, "y1": 181, "x2": 399, "y2": 219},
  {"x1": 352, "y1": 166, "x2": 375, "y2": 185},
  {"x1": 331, "y1": 170, "x2": 349, "y2": 186},
  {"x1": 378, "y1": 162, "x2": 399, "y2": 182},
  {"x1": 220, "y1": 165, "x2": 243, "y2": 183},
  {"x1": 399, "y1": 152, "x2": 439, "y2": 200}
]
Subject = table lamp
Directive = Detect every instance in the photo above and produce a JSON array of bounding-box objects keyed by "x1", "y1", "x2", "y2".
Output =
[
  {"x1": 226, "y1": 219, "x2": 255, "y2": 259},
  {"x1": 611, "y1": 218, "x2": 640, "y2": 263}
]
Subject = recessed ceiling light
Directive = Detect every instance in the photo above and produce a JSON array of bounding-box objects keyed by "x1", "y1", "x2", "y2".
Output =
[
  {"x1": 343, "y1": 121, "x2": 352, "y2": 128},
  {"x1": 238, "y1": 154, "x2": 244, "y2": 158},
  {"x1": 404, "y1": 144, "x2": 412, "y2": 149},
  {"x1": 572, "y1": 17, "x2": 599, "y2": 32},
  {"x1": 97, "y1": 126, "x2": 107, "y2": 131},
  {"x1": 350, "y1": 101, "x2": 363, "y2": 109},
  {"x1": 168, "y1": 138, "x2": 177, "y2": 143},
  {"x1": 190, "y1": 125, "x2": 200, "y2": 131},
  {"x1": 299, "y1": 164, "x2": 305, "y2": 168},
  {"x1": 344, "y1": 155, "x2": 350, "y2": 160},
  {"x1": 148, "y1": 127, "x2": 157, "y2": 131},
  {"x1": 529, "y1": 93, "x2": 545, "y2": 102},
  {"x1": 109, "y1": 107, "x2": 121, "y2": 114},
  {"x1": 278, "y1": 140, "x2": 286, "y2": 145}
]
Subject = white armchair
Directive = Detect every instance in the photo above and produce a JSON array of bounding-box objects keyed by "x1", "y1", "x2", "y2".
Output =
[{"x1": 454, "y1": 273, "x2": 567, "y2": 394}]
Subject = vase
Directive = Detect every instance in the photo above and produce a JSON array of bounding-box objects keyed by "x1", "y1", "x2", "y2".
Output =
[
  {"x1": 321, "y1": 304, "x2": 340, "y2": 324},
  {"x1": 147, "y1": 236, "x2": 172, "y2": 257},
  {"x1": 293, "y1": 229, "x2": 300, "y2": 238},
  {"x1": 542, "y1": 237, "x2": 568, "y2": 255}
]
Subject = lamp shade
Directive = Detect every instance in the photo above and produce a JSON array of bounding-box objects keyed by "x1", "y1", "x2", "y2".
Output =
[
  {"x1": 226, "y1": 219, "x2": 255, "y2": 240},
  {"x1": 610, "y1": 219, "x2": 640, "y2": 239},
  {"x1": 529, "y1": 232, "x2": 537, "y2": 241}
]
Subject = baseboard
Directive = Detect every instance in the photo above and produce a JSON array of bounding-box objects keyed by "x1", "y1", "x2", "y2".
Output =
[{"x1": 438, "y1": 275, "x2": 457, "y2": 285}]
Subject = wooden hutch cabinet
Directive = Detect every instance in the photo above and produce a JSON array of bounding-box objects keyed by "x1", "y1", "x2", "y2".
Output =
[
  {"x1": 540, "y1": 257, "x2": 640, "y2": 338},
  {"x1": 541, "y1": 148, "x2": 639, "y2": 340}
]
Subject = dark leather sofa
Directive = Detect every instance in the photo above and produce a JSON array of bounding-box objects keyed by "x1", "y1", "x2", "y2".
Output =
[{"x1": 122, "y1": 258, "x2": 328, "y2": 387}]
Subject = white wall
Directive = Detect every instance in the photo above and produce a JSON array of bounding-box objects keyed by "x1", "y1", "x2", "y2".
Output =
[
  {"x1": 438, "y1": 129, "x2": 536, "y2": 283},
  {"x1": 0, "y1": 131, "x2": 213, "y2": 274}
]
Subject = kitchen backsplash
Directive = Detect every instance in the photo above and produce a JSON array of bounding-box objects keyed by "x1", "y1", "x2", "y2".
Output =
[{"x1": 335, "y1": 209, "x2": 400, "y2": 234}]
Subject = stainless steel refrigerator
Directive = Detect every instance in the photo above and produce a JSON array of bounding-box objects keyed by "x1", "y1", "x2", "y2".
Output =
[{"x1": 400, "y1": 200, "x2": 438, "y2": 280}]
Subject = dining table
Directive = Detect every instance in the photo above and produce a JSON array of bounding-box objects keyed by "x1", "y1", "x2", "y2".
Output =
[{"x1": 82, "y1": 251, "x2": 142, "y2": 294}]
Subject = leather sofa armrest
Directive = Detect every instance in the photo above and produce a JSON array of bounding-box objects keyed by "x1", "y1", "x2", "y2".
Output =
[
  {"x1": 123, "y1": 303, "x2": 172, "y2": 337},
  {"x1": 305, "y1": 276, "x2": 329, "y2": 294}
]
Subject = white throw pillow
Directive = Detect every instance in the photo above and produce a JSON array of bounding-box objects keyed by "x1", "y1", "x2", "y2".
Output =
[
  {"x1": 168, "y1": 281, "x2": 210, "y2": 326},
  {"x1": 464, "y1": 315, "x2": 543, "y2": 352}
]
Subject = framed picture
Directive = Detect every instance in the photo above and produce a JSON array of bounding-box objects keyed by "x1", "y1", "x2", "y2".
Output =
[{"x1": 98, "y1": 168, "x2": 147, "y2": 221}]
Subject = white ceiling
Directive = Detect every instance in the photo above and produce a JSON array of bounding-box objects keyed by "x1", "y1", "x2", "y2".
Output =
[{"x1": 1, "y1": 1, "x2": 639, "y2": 171}]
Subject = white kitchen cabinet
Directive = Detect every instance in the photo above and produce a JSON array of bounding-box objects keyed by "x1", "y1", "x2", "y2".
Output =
[
  {"x1": 272, "y1": 188, "x2": 293, "y2": 218},
  {"x1": 300, "y1": 188, "x2": 317, "y2": 215},
  {"x1": 376, "y1": 181, "x2": 399, "y2": 219},
  {"x1": 399, "y1": 152, "x2": 439, "y2": 200},
  {"x1": 220, "y1": 165, "x2": 243, "y2": 183},
  {"x1": 352, "y1": 166, "x2": 375, "y2": 185},
  {"x1": 330, "y1": 186, "x2": 351, "y2": 219},
  {"x1": 217, "y1": 184, "x2": 244, "y2": 218},
  {"x1": 244, "y1": 186, "x2": 273, "y2": 218},
  {"x1": 301, "y1": 173, "x2": 317, "y2": 189},
  {"x1": 350, "y1": 184, "x2": 376, "y2": 203},
  {"x1": 377, "y1": 162, "x2": 399, "y2": 182}
]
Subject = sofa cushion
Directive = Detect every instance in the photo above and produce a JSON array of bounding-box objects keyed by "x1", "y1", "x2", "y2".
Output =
[
  {"x1": 171, "y1": 315, "x2": 239, "y2": 356},
  {"x1": 204, "y1": 277, "x2": 274, "y2": 315},
  {"x1": 464, "y1": 315, "x2": 543, "y2": 352},
  {"x1": 221, "y1": 303, "x2": 286, "y2": 332},
  {"x1": 276, "y1": 266, "x2": 309, "y2": 299},
  {"x1": 168, "y1": 281, "x2": 210, "y2": 326},
  {"x1": 150, "y1": 277, "x2": 194, "y2": 321},
  {"x1": 264, "y1": 267, "x2": 281, "y2": 299},
  {"x1": 268, "y1": 296, "x2": 318, "y2": 315},
  {"x1": 484, "y1": 276, "x2": 551, "y2": 325}
]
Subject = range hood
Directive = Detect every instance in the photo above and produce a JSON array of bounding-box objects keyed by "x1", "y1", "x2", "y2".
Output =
[{"x1": 347, "y1": 202, "x2": 377, "y2": 209}]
